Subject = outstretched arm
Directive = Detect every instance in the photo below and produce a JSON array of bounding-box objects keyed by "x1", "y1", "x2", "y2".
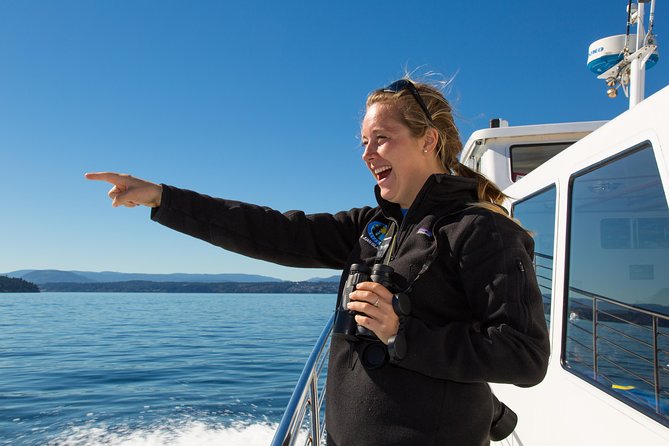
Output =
[{"x1": 85, "y1": 172, "x2": 163, "y2": 208}]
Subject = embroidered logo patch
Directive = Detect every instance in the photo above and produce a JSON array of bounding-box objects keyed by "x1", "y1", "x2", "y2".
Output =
[{"x1": 362, "y1": 221, "x2": 388, "y2": 248}]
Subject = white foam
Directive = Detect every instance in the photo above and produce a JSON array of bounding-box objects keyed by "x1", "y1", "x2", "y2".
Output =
[{"x1": 49, "y1": 421, "x2": 280, "y2": 446}]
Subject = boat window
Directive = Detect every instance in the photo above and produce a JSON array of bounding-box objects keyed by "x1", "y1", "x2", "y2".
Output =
[
  {"x1": 512, "y1": 186, "x2": 556, "y2": 328},
  {"x1": 510, "y1": 142, "x2": 573, "y2": 182},
  {"x1": 563, "y1": 143, "x2": 669, "y2": 425}
]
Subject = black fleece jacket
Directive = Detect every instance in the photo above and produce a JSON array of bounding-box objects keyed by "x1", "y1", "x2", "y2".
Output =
[{"x1": 150, "y1": 174, "x2": 550, "y2": 446}]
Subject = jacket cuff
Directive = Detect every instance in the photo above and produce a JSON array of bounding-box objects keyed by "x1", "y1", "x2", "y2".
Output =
[
  {"x1": 388, "y1": 293, "x2": 411, "y2": 364},
  {"x1": 388, "y1": 330, "x2": 407, "y2": 364},
  {"x1": 150, "y1": 184, "x2": 172, "y2": 222},
  {"x1": 388, "y1": 314, "x2": 411, "y2": 364}
]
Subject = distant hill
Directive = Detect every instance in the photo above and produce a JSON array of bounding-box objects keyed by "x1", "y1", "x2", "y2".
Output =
[
  {"x1": 640, "y1": 287, "x2": 669, "y2": 306},
  {"x1": 0, "y1": 275, "x2": 39, "y2": 292},
  {"x1": 307, "y1": 275, "x2": 340, "y2": 283},
  {"x1": 5, "y1": 270, "x2": 284, "y2": 285},
  {"x1": 10, "y1": 270, "x2": 95, "y2": 284},
  {"x1": 39, "y1": 280, "x2": 338, "y2": 294}
]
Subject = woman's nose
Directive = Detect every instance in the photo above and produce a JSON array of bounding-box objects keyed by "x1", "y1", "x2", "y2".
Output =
[{"x1": 362, "y1": 142, "x2": 377, "y2": 161}]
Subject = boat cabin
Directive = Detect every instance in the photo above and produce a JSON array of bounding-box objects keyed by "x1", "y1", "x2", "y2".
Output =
[
  {"x1": 461, "y1": 120, "x2": 607, "y2": 190},
  {"x1": 484, "y1": 85, "x2": 669, "y2": 445}
]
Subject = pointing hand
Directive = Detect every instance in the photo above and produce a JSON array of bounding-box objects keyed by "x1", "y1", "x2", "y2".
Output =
[{"x1": 85, "y1": 172, "x2": 163, "y2": 208}]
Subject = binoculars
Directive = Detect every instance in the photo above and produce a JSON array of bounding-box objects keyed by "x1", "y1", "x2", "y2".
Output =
[
  {"x1": 334, "y1": 263, "x2": 394, "y2": 340},
  {"x1": 334, "y1": 263, "x2": 411, "y2": 369}
]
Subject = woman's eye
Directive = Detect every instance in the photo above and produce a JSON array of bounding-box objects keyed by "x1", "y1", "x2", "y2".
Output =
[{"x1": 360, "y1": 135, "x2": 387, "y2": 150}]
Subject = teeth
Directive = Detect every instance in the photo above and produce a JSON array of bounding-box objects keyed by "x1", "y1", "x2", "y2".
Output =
[{"x1": 373, "y1": 166, "x2": 392, "y2": 174}]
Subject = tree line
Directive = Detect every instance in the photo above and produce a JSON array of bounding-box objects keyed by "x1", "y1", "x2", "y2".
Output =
[
  {"x1": 0, "y1": 276, "x2": 40, "y2": 292},
  {"x1": 39, "y1": 280, "x2": 338, "y2": 293}
]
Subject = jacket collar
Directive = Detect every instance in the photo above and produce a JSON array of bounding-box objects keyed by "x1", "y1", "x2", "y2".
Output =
[{"x1": 375, "y1": 173, "x2": 479, "y2": 222}]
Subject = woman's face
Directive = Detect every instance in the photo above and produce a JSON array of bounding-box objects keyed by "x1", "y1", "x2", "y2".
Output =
[{"x1": 361, "y1": 103, "x2": 441, "y2": 208}]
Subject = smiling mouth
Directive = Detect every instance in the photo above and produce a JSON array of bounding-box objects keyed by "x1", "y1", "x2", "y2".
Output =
[{"x1": 373, "y1": 165, "x2": 392, "y2": 181}]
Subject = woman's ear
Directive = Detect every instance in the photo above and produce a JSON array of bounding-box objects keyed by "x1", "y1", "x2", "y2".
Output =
[{"x1": 422, "y1": 128, "x2": 439, "y2": 153}]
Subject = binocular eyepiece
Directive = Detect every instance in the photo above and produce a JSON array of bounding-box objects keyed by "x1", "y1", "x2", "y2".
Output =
[{"x1": 334, "y1": 263, "x2": 394, "y2": 340}]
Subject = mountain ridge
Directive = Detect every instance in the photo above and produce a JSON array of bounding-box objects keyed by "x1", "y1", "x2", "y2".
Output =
[
  {"x1": 5, "y1": 269, "x2": 340, "y2": 285},
  {"x1": 39, "y1": 280, "x2": 338, "y2": 294}
]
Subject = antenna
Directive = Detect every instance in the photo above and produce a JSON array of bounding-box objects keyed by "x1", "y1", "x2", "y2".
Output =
[{"x1": 586, "y1": 0, "x2": 659, "y2": 108}]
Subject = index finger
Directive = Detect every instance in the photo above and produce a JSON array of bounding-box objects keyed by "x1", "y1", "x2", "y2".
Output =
[
  {"x1": 355, "y1": 281, "x2": 393, "y2": 298},
  {"x1": 84, "y1": 172, "x2": 125, "y2": 185}
]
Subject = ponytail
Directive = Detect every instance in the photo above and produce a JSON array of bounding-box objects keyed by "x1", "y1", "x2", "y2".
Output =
[{"x1": 452, "y1": 162, "x2": 510, "y2": 216}]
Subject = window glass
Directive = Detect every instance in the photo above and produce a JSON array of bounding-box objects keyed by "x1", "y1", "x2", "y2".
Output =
[
  {"x1": 510, "y1": 142, "x2": 573, "y2": 181},
  {"x1": 564, "y1": 145, "x2": 669, "y2": 424},
  {"x1": 601, "y1": 217, "x2": 669, "y2": 249},
  {"x1": 512, "y1": 186, "x2": 556, "y2": 328}
]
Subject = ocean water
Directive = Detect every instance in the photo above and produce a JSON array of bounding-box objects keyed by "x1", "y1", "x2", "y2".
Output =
[{"x1": 0, "y1": 293, "x2": 335, "y2": 445}]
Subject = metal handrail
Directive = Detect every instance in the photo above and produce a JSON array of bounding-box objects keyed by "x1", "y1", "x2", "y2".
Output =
[
  {"x1": 271, "y1": 312, "x2": 334, "y2": 446},
  {"x1": 567, "y1": 287, "x2": 669, "y2": 416}
]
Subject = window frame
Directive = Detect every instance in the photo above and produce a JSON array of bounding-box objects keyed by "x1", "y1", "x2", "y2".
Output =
[{"x1": 511, "y1": 183, "x2": 558, "y2": 330}]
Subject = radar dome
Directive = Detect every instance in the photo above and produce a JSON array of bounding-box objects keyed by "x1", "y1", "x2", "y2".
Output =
[{"x1": 587, "y1": 34, "x2": 658, "y2": 74}]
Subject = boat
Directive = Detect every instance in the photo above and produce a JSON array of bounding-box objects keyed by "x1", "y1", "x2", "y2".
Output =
[{"x1": 271, "y1": 1, "x2": 669, "y2": 444}]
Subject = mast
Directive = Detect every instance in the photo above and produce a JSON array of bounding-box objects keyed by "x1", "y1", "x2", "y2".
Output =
[{"x1": 629, "y1": 1, "x2": 647, "y2": 106}]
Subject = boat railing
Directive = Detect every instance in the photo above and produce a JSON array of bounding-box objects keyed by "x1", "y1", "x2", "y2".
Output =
[
  {"x1": 271, "y1": 312, "x2": 334, "y2": 446},
  {"x1": 533, "y1": 252, "x2": 553, "y2": 291},
  {"x1": 566, "y1": 287, "x2": 669, "y2": 420},
  {"x1": 533, "y1": 252, "x2": 554, "y2": 324}
]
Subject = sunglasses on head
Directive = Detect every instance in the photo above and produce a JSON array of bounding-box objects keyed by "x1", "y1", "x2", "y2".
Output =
[{"x1": 380, "y1": 79, "x2": 433, "y2": 123}]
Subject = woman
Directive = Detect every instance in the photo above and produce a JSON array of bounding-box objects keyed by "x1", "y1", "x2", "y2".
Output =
[{"x1": 86, "y1": 78, "x2": 550, "y2": 445}]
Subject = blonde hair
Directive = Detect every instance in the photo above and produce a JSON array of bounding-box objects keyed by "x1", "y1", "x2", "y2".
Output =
[{"x1": 366, "y1": 77, "x2": 508, "y2": 210}]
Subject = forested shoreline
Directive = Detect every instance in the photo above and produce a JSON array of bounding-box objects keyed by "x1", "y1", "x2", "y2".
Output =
[
  {"x1": 38, "y1": 280, "x2": 338, "y2": 294},
  {"x1": 0, "y1": 276, "x2": 40, "y2": 292}
]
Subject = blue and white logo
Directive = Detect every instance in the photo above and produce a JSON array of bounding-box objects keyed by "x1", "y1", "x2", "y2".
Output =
[{"x1": 365, "y1": 221, "x2": 389, "y2": 248}]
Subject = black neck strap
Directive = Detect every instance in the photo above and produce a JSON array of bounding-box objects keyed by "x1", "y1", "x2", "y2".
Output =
[{"x1": 375, "y1": 222, "x2": 397, "y2": 265}]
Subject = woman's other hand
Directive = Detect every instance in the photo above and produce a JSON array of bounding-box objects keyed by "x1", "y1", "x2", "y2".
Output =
[
  {"x1": 85, "y1": 172, "x2": 163, "y2": 208},
  {"x1": 348, "y1": 281, "x2": 400, "y2": 344}
]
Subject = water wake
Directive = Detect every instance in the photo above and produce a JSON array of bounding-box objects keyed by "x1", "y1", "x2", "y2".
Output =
[{"x1": 48, "y1": 420, "x2": 279, "y2": 446}]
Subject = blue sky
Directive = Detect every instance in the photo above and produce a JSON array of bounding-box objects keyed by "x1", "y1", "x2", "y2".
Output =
[{"x1": 1, "y1": 1, "x2": 667, "y2": 281}]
